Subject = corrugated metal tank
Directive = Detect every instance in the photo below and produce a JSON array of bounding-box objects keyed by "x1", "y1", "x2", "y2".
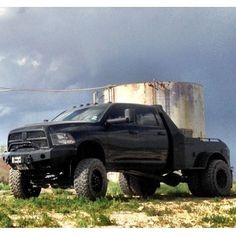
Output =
[{"x1": 93, "y1": 81, "x2": 205, "y2": 138}]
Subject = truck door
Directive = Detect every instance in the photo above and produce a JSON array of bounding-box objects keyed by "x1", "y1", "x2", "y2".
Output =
[
  {"x1": 104, "y1": 104, "x2": 140, "y2": 163},
  {"x1": 135, "y1": 106, "x2": 169, "y2": 166}
]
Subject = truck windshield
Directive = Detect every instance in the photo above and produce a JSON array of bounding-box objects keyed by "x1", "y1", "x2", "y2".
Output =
[{"x1": 52, "y1": 104, "x2": 108, "y2": 122}]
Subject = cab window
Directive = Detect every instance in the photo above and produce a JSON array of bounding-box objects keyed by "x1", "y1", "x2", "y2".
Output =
[
  {"x1": 105, "y1": 104, "x2": 129, "y2": 120},
  {"x1": 136, "y1": 107, "x2": 158, "y2": 126}
]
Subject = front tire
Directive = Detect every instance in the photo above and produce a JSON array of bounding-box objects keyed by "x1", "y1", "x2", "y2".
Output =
[
  {"x1": 9, "y1": 168, "x2": 41, "y2": 199},
  {"x1": 73, "y1": 159, "x2": 107, "y2": 201}
]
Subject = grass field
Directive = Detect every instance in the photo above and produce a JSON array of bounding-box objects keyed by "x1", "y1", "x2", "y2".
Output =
[{"x1": 0, "y1": 182, "x2": 236, "y2": 228}]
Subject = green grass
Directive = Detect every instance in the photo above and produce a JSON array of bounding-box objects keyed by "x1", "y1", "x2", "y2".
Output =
[
  {"x1": 0, "y1": 184, "x2": 125, "y2": 227},
  {"x1": 15, "y1": 213, "x2": 60, "y2": 228},
  {"x1": 157, "y1": 183, "x2": 191, "y2": 197},
  {"x1": 0, "y1": 182, "x2": 10, "y2": 191},
  {"x1": 201, "y1": 215, "x2": 236, "y2": 227},
  {"x1": 0, "y1": 181, "x2": 236, "y2": 227},
  {"x1": 107, "y1": 181, "x2": 122, "y2": 196},
  {"x1": 227, "y1": 207, "x2": 236, "y2": 215},
  {"x1": 0, "y1": 212, "x2": 13, "y2": 227},
  {"x1": 143, "y1": 206, "x2": 173, "y2": 216},
  {"x1": 0, "y1": 181, "x2": 142, "y2": 227},
  {"x1": 231, "y1": 182, "x2": 236, "y2": 195}
]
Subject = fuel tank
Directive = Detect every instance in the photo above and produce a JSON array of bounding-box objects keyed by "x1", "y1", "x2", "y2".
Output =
[{"x1": 93, "y1": 81, "x2": 205, "y2": 138}]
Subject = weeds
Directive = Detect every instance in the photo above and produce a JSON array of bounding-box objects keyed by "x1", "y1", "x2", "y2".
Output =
[
  {"x1": 16, "y1": 217, "x2": 36, "y2": 228},
  {"x1": 91, "y1": 213, "x2": 114, "y2": 226},
  {"x1": 144, "y1": 206, "x2": 173, "y2": 216},
  {"x1": 182, "y1": 204, "x2": 194, "y2": 213},
  {"x1": 107, "y1": 181, "x2": 122, "y2": 196},
  {"x1": 227, "y1": 207, "x2": 236, "y2": 215},
  {"x1": 39, "y1": 213, "x2": 60, "y2": 227},
  {"x1": 0, "y1": 183, "x2": 10, "y2": 191},
  {"x1": 0, "y1": 212, "x2": 13, "y2": 227},
  {"x1": 213, "y1": 197, "x2": 222, "y2": 202},
  {"x1": 15, "y1": 213, "x2": 60, "y2": 227},
  {"x1": 202, "y1": 214, "x2": 236, "y2": 227},
  {"x1": 0, "y1": 182, "x2": 236, "y2": 227},
  {"x1": 75, "y1": 216, "x2": 91, "y2": 227},
  {"x1": 157, "y1": 183, "x2": 190, "y2": 197},
  {"x1": 75, "y1": 211, "x2": 114, "y2": 227}
]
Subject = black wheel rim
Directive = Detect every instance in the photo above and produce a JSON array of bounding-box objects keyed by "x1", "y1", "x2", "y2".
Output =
[
  {"x1": 216, "y1": 169, "x2": 227, "y2": 188},
  {"x1": 91, "y1": 169, "x2": 103, "y2": 193}
]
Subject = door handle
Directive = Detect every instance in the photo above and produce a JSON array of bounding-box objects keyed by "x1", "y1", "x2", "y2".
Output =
[
  {"x1": 129, "y1": 130, "x2": 139, "y2": 135},
  {"x1": 157, "y1": 131, "x2": 166, "y2": 136}
]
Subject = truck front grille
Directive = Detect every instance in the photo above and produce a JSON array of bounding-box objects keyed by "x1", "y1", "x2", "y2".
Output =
[{"x1": 8, "y1": 130, "x2": 49, "y2": 150}]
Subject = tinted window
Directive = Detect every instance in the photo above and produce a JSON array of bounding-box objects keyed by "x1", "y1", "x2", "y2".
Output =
[
  {"x1": 52, "y1": 104, "x2": 108, "y2": 122},
  {"x1": 106, "y1": 105, "x2": 126, "y2": 120},
  {"x1": 136, "y1": 108, "x2": 158, "y2": 126}
]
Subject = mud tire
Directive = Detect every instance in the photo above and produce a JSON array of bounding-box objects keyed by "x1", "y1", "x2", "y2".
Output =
[
  {"x1": 9, "y1": 168, "x2": 41, "y2": 199},
  {"x1": 74, "y1": 159, "x2": 107, "y2": 201}
]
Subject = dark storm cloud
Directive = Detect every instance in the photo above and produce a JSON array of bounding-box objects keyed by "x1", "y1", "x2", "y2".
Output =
[{"x1": 0, "y1": 8, "x2": 235, "y2": 169}]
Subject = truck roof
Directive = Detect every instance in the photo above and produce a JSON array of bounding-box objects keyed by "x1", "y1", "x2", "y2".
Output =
[{"x1": 94, "y1": 102, "x2": 163, "y2": 108}]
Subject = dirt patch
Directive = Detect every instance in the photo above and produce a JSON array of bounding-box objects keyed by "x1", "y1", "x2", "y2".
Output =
[{"x1": 111, "y1": 211, "x2": 154, "y2": 227}]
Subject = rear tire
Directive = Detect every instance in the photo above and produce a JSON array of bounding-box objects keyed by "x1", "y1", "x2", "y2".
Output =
[
  {"x1": 119, "y1": 173, "x2": 134, "y2": 196},
  {"x1": 9, "y1": 168, "x2": 41, "y2": 199},
  {"x1": 187, "y1": 172, "x2": 206, "y2": 197},
  {"x1": 202, "y1": 160, "x2": 232, "y2": 197},
  {"x1": 74, "y1": 159, "x2": 107, "y2": 201},
  {"x1": 129, "y1": 175, "x2": 158, "y2": 198}
]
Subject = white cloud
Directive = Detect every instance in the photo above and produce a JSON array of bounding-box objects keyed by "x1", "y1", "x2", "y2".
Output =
[
  {"x1": 0, "y1": 55, "x2": 6, "y2": 62},
  {"x1": 16, "y1": 55, "x2": 41, "y2": 68},
  {"x1": 16, "y1": 57, "x2": 27, "y2": 66},
  {"x1": 31, "y1": 60, "x2": 40, "y2": 68},
  {"x1": 0, "y1": 105, "x2": 11, "y2": 118},
  {"x1": 0, "y1": 8, "x2": 27, "y2": 19},
  {"x1": 0, "y1": 8, "x2": 7, "y2": 17},
  {"x1": 48, "y1": 59, "x2": 61, "y2": 72}
]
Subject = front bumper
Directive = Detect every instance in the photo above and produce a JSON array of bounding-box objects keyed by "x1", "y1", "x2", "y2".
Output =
[
  {"x1": 3, "y1": 149, "x2": 52, "y2": 170},
  {"x1": 3, "y1": 147, "x2": 77, "y2": 170}
]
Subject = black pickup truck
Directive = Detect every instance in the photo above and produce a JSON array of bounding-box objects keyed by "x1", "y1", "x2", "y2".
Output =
[{"x1": 3, "y1": 103, "x2": 233, "y2": 200}]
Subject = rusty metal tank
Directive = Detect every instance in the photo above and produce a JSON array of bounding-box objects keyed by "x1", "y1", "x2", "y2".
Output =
[{"x1": 93, "y1": 81, "x2": 205, "y2": 138}]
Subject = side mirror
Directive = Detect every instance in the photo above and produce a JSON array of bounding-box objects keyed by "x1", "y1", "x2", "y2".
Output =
[{"x1": 125, "y1": 108, "x2": 135, "y2": 123}]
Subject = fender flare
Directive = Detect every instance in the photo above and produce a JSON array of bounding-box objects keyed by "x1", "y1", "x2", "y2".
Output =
[{"x1": 194, "y1": 152, "x2": 228, "y2": 169}]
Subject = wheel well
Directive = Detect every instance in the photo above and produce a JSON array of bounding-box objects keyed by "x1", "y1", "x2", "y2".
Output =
[
  {"x1": 75, "y1": 141, "x2": 106, "y2": 165},
  {"x1": 208, "y1": 153, "x2": 228, "y2": 164},
  {"x1": 194, "y1": 152, "x2": 228, "y2": 169}
]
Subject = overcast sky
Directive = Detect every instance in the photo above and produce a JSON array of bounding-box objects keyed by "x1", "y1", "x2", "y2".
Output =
[{"x1": 0, "y1": 7, "x2": 235, "y2": 168}]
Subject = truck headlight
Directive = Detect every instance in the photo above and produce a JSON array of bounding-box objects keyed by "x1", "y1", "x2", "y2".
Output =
[{"x1": 50, "y1": 133, "x2": 76, "y2": 145}]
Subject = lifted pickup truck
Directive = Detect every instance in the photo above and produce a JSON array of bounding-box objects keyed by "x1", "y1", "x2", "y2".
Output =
[{"x1": 3, "y1": 103, "x2": 233, "y2": 200}]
